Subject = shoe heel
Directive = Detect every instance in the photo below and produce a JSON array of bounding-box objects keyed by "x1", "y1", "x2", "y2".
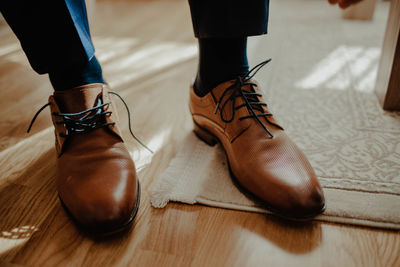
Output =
[{"x1": 193, "y1": 123, "x2": 218, "y2": 146}]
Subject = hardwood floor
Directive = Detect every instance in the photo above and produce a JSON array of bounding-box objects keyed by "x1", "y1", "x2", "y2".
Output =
[{"x1": 0, "y1": 1, "x2": 399, "y2": 266}]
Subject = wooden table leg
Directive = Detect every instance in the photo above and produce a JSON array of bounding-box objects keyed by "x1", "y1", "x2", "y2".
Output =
[{"x1": 375, "y1": 0, "x2": 400, "y2": 111}]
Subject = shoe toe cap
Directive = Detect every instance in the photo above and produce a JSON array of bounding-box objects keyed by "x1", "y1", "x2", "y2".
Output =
[
  {"x1": 284, "y1": 184, "x2": 325, "y2": 218},
  {"x1": 58, "y1": 171, "x2": 139, "y2": 233},
  {"x1": 237, "y1": 160, "x2": 325, "y2": 219}
]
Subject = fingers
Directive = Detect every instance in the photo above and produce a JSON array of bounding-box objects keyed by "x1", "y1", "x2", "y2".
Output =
[
  {"x1": 329, "y1": 0, "x2": 363, "y2": 9},
  {"x1": 338, "y1": 0, "x2": 359, "y2": 9}
]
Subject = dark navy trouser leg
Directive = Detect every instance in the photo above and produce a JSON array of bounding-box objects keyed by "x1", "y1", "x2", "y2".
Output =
[
  {"x1": 0, "y1": 0, "x2": 94, "y2": 74},
  {"x1": 188, "y1": 0, "x2": 270, "y2": 38},
  {"x1": 0, "y1": 0, "x2": 269, "y2": 74}
]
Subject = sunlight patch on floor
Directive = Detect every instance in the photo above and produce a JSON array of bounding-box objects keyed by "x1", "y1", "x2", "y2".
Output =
[
  {"x1": 296, "y1": 45, "x2": 380, "y2": 92},
  {"x1": 0, "y1": 226, "x2": 38, "y2": 254},
  {"x1": 94, "y1": 36, "x2": 139, "y2": 63},
  {"x1": 130, "y1": 127, "x2": 172, "y2": 170},
  {"x1": 0, "y1": 127, "x2": 52, "y2": 187},
  {"x1": 0, "y1": 43, "x2": 20, "y2": 57},
  {"x1": 94, "y1": 36, "x2": 197, "y2": 88}
]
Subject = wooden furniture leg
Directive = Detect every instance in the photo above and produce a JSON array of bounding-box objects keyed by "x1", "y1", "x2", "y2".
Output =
[{"x1": 375, "y1": 0, "x2": 400, "y2": 111}]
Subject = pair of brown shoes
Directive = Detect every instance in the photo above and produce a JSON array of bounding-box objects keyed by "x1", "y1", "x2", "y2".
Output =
[{"x1": 29, "y1": 71, "x2": 325, "y2": 234}]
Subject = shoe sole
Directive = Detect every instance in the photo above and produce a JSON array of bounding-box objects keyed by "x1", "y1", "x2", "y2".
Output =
[
  {"x1": 59, "y1": 179, "x2": 141, "y2": 236},
  {"x1": 193, "y1": 121, "x2": 326, "y2": 221}
]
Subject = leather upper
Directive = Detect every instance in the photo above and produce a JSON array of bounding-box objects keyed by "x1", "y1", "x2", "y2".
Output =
[
  {"x1": 190, "y1": 79, "x2": 325, "y2": 218},
  {"x1": 50, "y1": 84, "x2": 138, "y2": 231}
]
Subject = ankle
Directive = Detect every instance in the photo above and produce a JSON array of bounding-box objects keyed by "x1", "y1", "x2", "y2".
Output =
[
  {"x1": 49, "y1": 56, "x2": 105, "y2": 91},
  {"x1": 194, "y1": 37, "x2": 249, "y2": 97}
]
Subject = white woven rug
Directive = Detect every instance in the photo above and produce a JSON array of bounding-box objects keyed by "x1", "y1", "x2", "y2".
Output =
[{"x1": 151, "y1": 0, "x2": 400, "y2": 229}]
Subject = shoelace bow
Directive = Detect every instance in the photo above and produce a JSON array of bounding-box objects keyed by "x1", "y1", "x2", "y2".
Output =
[
  {"x1": 27, "y1": 91, "x2": 153, "y2": 153},
  {"x1": 214, "y1": 58, "x2": 275, "y2": 138}
]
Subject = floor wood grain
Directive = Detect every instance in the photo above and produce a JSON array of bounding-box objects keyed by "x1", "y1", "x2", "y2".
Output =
[{"x1": 0, "y1": 0, "x2": 399, "y2": 266}]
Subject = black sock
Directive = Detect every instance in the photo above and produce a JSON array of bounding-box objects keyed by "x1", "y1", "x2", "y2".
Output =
[
  {"x1": 194, "y1": 37, "x2": 249, "y2": 97},
  {"x1": 48, "y1": 56, "x2": 105, "y2": 91}
]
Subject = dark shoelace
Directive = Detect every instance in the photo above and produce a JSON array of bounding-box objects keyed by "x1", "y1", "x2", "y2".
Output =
[
  {"x1": 213, "y1": 59, "x2": 275, "y2": 138},
  {"x1": 27, "y1": 91, "x2": 153, "y2": 153}
]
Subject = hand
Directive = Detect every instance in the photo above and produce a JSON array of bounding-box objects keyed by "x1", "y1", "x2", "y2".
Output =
[{"x1": 328, "y1": 0, "x2": 363, "y2": 9}]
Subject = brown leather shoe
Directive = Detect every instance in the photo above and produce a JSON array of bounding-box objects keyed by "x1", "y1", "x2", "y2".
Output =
[
  {"x1": 29, "y1": 84, "x2": 140, "y2": 234},
  {"x1": 189, "y1": 68, "x2": 325, "y2": 219}
]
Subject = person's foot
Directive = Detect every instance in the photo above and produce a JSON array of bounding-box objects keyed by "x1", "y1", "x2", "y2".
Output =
[
  {"x1": 189, "y1": 67, "x2": 325, "y2": 220},
  {"x1": 29, "y1": 84, "x2": 140, "y2": 234}
]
